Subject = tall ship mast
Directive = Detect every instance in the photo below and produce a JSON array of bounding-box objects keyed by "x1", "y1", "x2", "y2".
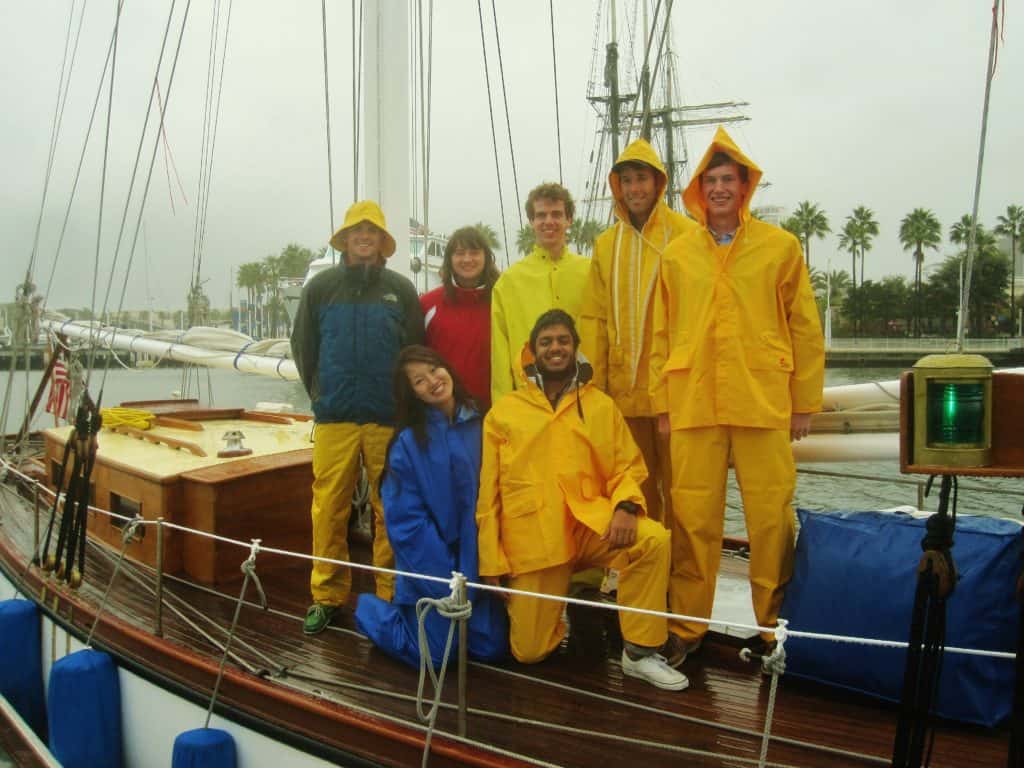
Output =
[{"x1": 581, "y1": 0, "x2": 749, "y2": 223}]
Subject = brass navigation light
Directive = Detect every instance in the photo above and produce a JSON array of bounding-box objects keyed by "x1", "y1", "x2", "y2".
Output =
[{"x1": 911, "y1": 353, "x2": 993, "y2": 469}]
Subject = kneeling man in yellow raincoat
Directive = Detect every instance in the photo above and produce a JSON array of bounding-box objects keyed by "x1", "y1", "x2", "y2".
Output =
[
  {"x1": 650, "y1": 127, "x2": 825, "y2": 665},
  {"x1": 477, "y1": 309, "x2": 687, "y2": 691}
]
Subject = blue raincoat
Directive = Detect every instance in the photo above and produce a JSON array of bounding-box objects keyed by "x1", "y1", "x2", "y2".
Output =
[{"x1": 355, "y1": 405, "x2": 509, "y2": 668}]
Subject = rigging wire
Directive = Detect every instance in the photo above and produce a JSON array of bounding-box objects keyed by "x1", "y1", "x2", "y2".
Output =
[
  {"x1": 191, "y1": 0, "x2": 222, "y2": 289},
  {"x1": 95, "y1": 0, "x2": 184, "y2": 332},
  {"x1": 416, "y1": 0, "x2": 435, "y2": 293},
  {"x1": 476, "y1": 0, "x2": 512, "y2": 266},
  {"x1": 195, "y1": 0, "x2": 236, "y2": 317},
  {"x1": 105, "y1": 1, "x2": 197, "y2": 390},
  {"x1": 354, "y1": 0, "x2": 364, "y2": 205},
  {"x1": 25, "y1": 0, "x2": 84, "y2": 286},
  {"x1": 548, "y1": 0, "x2": 564, "y2": 184},
  {"x1": 85, "y1": 0, "x2": 125, "y2": 386},
  {"x1": 956, "y1": 0, "x2": 1003, "y2": 350},
  {"x1": 637, "y1": 0, "x2": 674, "y2": 141},
  {"x1": 155, "y1": 80, "x2": 189, "y2": 213},
  {"x1": 43, "y1": 12, "x2": 122, "y2": 306},
  {"x1": 620, "y1": 0, "x2": 661, "y2": 148},
  {"x1": 321, "y1": 0, "x2": 336, "y2": 237},
  {"x1": 490, "y1": 0, "x2": 523, "y2": 232}
]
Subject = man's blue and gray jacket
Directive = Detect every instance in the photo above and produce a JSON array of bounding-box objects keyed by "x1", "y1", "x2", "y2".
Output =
[{"x1": 290, "y1": 261, "x2": 423, "y2": 425}]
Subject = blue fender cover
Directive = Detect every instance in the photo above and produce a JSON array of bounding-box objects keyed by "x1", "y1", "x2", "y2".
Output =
[
  {"x1": 47, "y1": 649, "x2": 123, "y2": 768},
  {"x1": 0, "y1": 599, "x2": 46, "y2": 738},
  {"x1": 781, "y1": 509, "x2": 1020, "y2": 727},
  {"x1": 172, "y1": 728, "x2": 237, "y2": 768}
]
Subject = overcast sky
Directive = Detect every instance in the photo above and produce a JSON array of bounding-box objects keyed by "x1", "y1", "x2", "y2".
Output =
[{"x1": 1, "y1": 1, "x2": 1021, "y2": 313}]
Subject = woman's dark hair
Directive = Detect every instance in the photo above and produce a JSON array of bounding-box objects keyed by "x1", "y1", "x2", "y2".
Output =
[
  {"x1": 440, "y1": 226, "x2": 501, "y2": 301},
  {"x1": 380, "y1": 345, "x2": 474, "y2": 493}
]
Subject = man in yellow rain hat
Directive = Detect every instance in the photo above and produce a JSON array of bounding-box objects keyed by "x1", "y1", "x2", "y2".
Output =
[
  {"x1": 291, "y1": 200, "x2": 423, "y2": 635},
  {"x1": 650, "y1": 127, "x2": 824, "y2": 666}
]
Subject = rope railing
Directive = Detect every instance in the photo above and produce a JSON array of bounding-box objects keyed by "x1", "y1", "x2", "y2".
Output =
[{"x1": 2, "y1": 456, "x2": 1016, "y2": 661}]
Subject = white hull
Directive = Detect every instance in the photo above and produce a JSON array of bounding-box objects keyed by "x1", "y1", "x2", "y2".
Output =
[{"x1": 0, "y1": 569, "x2": 335, "y2": 768}]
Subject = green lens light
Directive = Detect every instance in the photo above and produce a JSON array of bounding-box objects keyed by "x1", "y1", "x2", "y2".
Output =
[{"x1": 926, "y1": 380, "x2": 985, "y2": 446}]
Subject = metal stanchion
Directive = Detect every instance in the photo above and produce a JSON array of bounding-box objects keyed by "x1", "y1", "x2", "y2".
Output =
[
  {"x1": 155, "y1": 517, "x2": 165, "y2": 637},
  {"x1": 32, "y1": 484, "x2": 40, "y2": 563},
  {"x1": 916, "y1": 481, "x2": 925, "y2": 511},
  {"x1": 458, "y1": 616, "x2": 468, "y2": 737}
]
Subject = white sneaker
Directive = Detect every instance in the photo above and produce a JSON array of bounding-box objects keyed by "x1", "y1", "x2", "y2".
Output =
[{"x1": 620, "y1": 651, "x2": 689, "y2": 691}]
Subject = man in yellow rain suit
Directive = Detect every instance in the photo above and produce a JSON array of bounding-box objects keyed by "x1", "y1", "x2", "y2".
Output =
[
  {"x1": 650, "y1": 127, "x2": 824, "y2": 665},
  {"x1": 490, "y1": 183, "x2": 590, "y2": 403},
  {"x1": 580, "y1": 138, "x2": 697, "y2": 524},
  {"x1": 477, "y1": 309, "x2": 687, "y2": 691},
  {"x1": 291, "y1": 201, "x2": 423, "y2": 635}
]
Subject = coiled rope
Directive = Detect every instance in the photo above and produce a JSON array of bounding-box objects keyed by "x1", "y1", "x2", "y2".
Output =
[{"x1": 415, "y1": 572, "x2": 472, "y2": 767}]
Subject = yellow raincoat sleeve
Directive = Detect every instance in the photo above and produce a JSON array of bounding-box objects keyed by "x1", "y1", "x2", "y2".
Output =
[
  {"x1": 476, "y1": 411, "x2": 511, "y2": 577},
  {"x1": 781, "y1": 245, "x2": 826, "y2": 414},
  {"x1": 648, "y1": 264, "x2": 673, "y2": 415},
  {"x1": 579, "y1": 258, "x2": 610, "y2": 392},
  {"x1": 490, "y1": 283, "x2": 514, "y2": 404},
  {"x1": 605, "y1": 403, "x2": 649, "y2": 514}
]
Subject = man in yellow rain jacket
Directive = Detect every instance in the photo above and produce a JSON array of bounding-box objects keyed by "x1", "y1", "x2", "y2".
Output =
[
  {"x1": 477, "y1": 309, "x2": 687, "y2": 691},
  {"x1": 490, "y1": 183, "x2": 590, "y2": 403},
  {"x1": 580, "y1": 138, "x2": 697, "y2": 524},
  {"x1": 291, "y1": 200, "x2": 423, "y2": 635},
  {"x1": 650, "y1": 127, "x2": 824, "y2": 664}
]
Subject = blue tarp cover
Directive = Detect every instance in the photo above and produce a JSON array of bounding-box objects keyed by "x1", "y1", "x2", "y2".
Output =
[{"x1": 781, "y1": 509, "x2": 1021, "y2": 727}]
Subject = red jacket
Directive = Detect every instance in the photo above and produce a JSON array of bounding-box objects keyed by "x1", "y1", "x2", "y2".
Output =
[{"x1": 420, "y1": 284, "x2": 492, "y2": 410}]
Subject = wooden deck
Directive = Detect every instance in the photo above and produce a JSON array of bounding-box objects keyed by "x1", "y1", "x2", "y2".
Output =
[{"x1": 0, "y1": 472, "x2": 1008, "y2": 768}]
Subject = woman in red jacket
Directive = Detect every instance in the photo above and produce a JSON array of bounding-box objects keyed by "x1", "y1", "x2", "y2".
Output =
[{"x1": 420, "y1": 226, "x2": 501, "y2": 410}]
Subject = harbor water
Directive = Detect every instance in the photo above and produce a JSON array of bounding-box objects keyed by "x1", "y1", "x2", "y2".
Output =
[{"x1": 2, "y1": 365, "x2": 1020, "y2": 536}]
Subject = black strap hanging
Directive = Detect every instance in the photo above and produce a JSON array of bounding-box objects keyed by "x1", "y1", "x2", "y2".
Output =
[
  {"x1": 39, "y1": 390, "x2": 102, "y2": 588},
  {"x1": 892, "y1": 474, "x2": 958, "y2": 768}
]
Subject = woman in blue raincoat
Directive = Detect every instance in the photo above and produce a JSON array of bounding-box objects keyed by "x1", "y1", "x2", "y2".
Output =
[{"x1": 355, "y1": 345, "x2": 509, "y2": 668}]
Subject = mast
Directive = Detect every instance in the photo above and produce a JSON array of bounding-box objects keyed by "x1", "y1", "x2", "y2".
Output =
[{"x1": 362, "y1": 1, "x2": 412, "y2": 279}]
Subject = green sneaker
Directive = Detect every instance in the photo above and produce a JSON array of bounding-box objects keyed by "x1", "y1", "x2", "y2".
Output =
[{"x1": 303, "y1": 603, "x2": 337, "y2": 636}]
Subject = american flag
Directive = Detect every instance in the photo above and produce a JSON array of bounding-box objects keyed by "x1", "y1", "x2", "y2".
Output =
[{"x1": 46, "y1": 358, "x2": 71, "y2": 420}]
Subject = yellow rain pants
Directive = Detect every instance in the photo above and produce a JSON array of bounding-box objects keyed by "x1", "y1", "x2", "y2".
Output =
[
  {"x1": 668, "y1": 425, "x2": 795, "y2": 643},
  {"x1": 625, "y1": 416, "x2": 672, "y2": 524},
  {"x1": 310, "y1": 422, "x2": 394, "y2": 604},
  {"x1": 506, "y1": 517, "x2": 671, "y2": 663}
]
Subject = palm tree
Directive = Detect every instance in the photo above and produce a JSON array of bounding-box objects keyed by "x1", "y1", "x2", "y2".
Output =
[
  {"x1": 838, "y1": 220, "x2": 862, "y2": 297},
  {"x1": 994, "y1": 205, "x2": 1023, "y2": 333},
  {"x1": 786, "y1": 201, "x2": 831, "y2": 269},
  {"x1": 569, "y1": 218, "x2": 602, "y2": 255},
  {"x1": 899, "y1": 208, "x2": 942, "y2": 338},
  {"x1": 849, "y1": 206, "x2": 879, "y2": 287},
  {"x1": 515, "y1": 225, "x2": 536, "y2": 256},
  {"x1": 473, "y1": 222, "x2": 502, "y2": 252},
  {"x1": 236, "y1": 262, "x2": 263, "y2": 337}
]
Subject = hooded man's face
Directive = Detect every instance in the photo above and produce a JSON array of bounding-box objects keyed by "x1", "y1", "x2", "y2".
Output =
[
  {"x1": 345, "y1": 222, "x2": 386, "y2": 265},
  {"x1": 701, "y1": 161, "x2": 748, "y2": 225},
  {"x1": 618, "y1": 164, "x2": 658, "y2": 223},
  {"x1": 533, "y1": 323, "x2": 576, "y2": 379}
]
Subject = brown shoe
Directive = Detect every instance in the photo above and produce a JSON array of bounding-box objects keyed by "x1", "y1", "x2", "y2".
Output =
[{"x1": 662, "y1": 634, "x2": 702, "y2": 668}]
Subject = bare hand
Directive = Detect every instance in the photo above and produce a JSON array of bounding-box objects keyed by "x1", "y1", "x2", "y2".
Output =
[
  {"x1": 602, "y1": 508, "x2": 638, "y2": 550},
  {"x1": 657, "y1": 412, "x2": 671, "y2": 436},
  {"x1": 790, "y1": 413, "x2": 812, "y2": 442},
  {"x1": 482, "y1": 575, "x2": 509, "y2": 603}
]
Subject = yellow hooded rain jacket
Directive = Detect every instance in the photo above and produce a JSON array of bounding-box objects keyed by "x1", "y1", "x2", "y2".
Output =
[
  {"x1": 490, "y1": 246, "x2": 590, "y2": 403},
  {"x1": 581, "y1": 139, "x2": 698, "y2": 417},
  {"x1": 650, "y1": 127, "x2": 825, "y2": 430},
  {"x1": 476, "y1": 347, "x2": 648, "y2": 577}
]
